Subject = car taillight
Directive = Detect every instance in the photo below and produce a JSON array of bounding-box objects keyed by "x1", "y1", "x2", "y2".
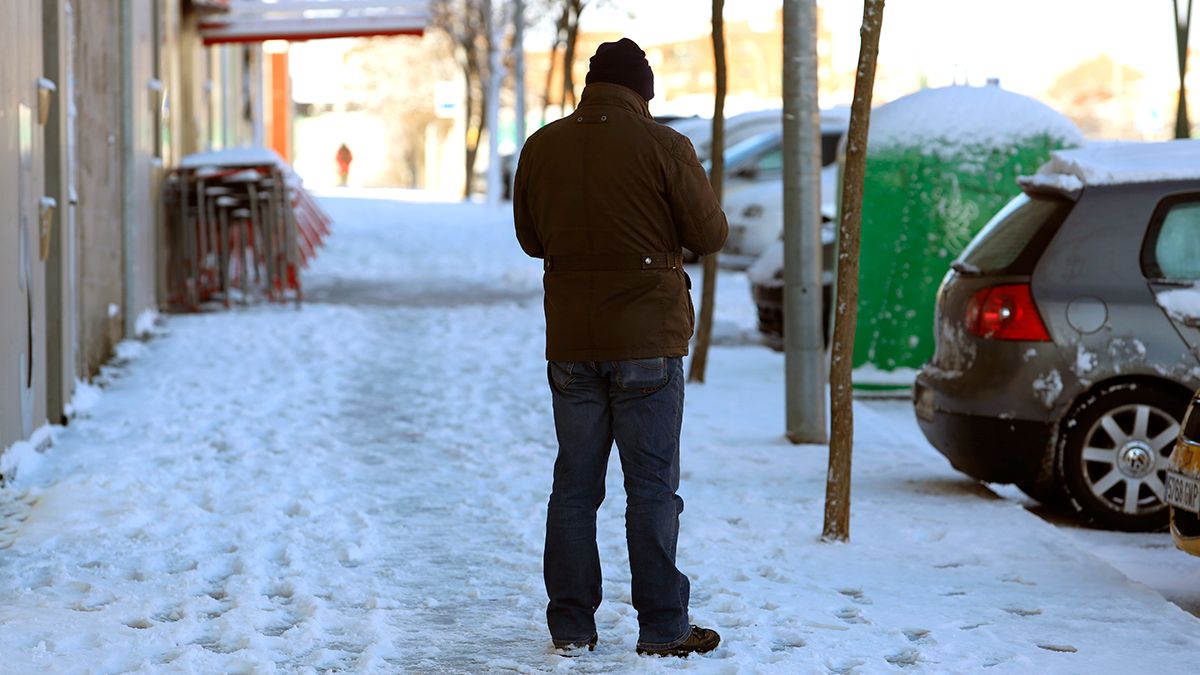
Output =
[{"x1": 965, "y1": 283, "x2": 1050, "y2": 341}]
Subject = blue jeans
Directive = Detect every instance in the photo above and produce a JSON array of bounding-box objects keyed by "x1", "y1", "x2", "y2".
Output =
[{"x1": 544, "y1": 357, "x2": 691, "y2": 649}]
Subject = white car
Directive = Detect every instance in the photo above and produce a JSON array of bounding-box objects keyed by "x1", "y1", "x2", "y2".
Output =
[
  {"x1": 721, "y1": 164, "x2": 839, "y2": 269},
  {"x1": 668, "y1": 109, "x2": 783, "y2": 163}
]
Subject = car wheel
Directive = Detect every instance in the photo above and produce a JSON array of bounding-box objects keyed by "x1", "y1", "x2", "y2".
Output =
[{"x1": 1060, "y1": 382, "x2": 1183, "y2": 531}]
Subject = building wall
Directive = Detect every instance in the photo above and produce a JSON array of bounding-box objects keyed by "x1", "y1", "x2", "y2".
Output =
[
  {"x1": 1, "y1": 0, "x2": 49, "y2": 450},
  {"x1": 73, "y1": 0, "x2": 125, "y2": 378}
]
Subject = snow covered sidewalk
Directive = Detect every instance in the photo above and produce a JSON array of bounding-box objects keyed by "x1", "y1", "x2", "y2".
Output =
[{"x1": 1, "y1": 192, "x2": 1197, "y2": 673}]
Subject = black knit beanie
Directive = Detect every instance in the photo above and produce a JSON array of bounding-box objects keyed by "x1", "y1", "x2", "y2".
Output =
[{"x1": 585, "y1": 38, "x2": 655, "y2": 102}]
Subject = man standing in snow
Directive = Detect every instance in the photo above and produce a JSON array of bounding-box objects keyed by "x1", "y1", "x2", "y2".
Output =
[{"x1": 513, "y1": 38, "x2": 728, "y2": 658}]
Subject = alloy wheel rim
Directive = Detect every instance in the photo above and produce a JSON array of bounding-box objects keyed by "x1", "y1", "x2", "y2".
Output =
[{"x1": 1080, "y1": 403, "x2": 1178, "y2": 516}]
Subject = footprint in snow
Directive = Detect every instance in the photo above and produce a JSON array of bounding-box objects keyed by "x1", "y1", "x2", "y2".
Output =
[
  {"x1": 837, "y1": 588, "x2": 872, "y2": 605},
  {"x1": 1002, "y1": 606, "x2": 1042, "y2": 617},
  {"x1": 1037, "y1": 643, "x2": 1078, "y2": 653},
  {"x1": 835, "y1": 607, "x2": 870, "y2": 625},
  {"x1": 903, "y1": 628, "x2": 932, "y2": 644}
]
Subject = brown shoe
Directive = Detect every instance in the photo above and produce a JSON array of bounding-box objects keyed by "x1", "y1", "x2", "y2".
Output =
[
  {"x1": 552, "y1": 634, "x2": 597, "y2": 656},
  {"x1": 637, "y1": 626, "x2": 720, "y2": 657}
]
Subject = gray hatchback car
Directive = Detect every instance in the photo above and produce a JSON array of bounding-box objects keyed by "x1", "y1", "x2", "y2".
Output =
[{"x1": 914, "y1": 140, "x2": 1200, "y2": 531}]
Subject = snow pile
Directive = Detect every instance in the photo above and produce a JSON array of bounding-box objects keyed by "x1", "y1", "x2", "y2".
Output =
[
  {"x1": 1023, "y1": 140, "x2": 1200, "y2": 188},
  {"x1": 869, "y1": 85, "x2": 1083, "y2": 154},
  {"x1": 1156, "y1": 285, "x2": 1200, "y2": 322},
  {"x1": 0, "y1": 425, "x2": 54, "y2": 484}
]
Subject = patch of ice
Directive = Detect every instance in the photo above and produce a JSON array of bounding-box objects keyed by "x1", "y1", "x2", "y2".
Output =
[
  {"x1": 1032, "y1": 369, "x2": 1063, "y2": 408},
  {"x1": 1074, "y1": 344, "x2": 1098, "y2": 378},
  {"x1": 1156, "y1": 285, "x2": 1200, "y2": 323},
  {"x1": 134, "y1": 309, "x2": 159, "y2": 338},
  {"x1": 853, "y1": 364, "x2": 919, "y2": 386},
  {"x1": 64, "y1": 379, "x2": 103, "y2": 418},
  {"x1": 0, "y1": 425, "x2": 54, "y2": 482}
]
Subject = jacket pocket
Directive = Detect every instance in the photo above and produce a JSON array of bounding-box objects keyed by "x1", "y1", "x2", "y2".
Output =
[
  {"x1": 548, "y1": 360, "x2": 576, "y2": 391},
  {"x1": 614, "y1": 358, "x2": 669, "y2": 393}
]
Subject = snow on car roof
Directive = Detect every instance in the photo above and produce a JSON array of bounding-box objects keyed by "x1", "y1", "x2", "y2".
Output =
[
  {"x1": 868, "y1": 85, "x2": 1083, "y2": 153},
  {"x1": 1020, "y1": 140, "x2": 1200, "y2": 191}
]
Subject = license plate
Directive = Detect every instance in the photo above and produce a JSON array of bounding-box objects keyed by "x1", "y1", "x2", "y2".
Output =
[{"x1": 1166, "y1": 471, "x2": 1200, "y2": 514}]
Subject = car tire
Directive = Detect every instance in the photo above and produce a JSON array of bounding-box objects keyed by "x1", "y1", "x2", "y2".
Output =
[{"x1": 1059, "y1": 382, "x2": 1184, "y2": 532}]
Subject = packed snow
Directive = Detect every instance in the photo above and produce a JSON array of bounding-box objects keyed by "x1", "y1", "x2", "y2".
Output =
[
  {"x1": 0, "y1": 192, "x2": 1198, "y2": 672},
  {"x1": 1157, "y1": 285, "x2": 1200, "y2": 323},
  {"x1": 867, "y1": 85, "x2": 1084, "y2": 153},
  {"x1": 1024, "y1": 139, "x2": 1200, "y2": 188}
]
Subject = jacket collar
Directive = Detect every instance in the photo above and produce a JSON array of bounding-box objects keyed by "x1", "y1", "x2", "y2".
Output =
[{"x1": 577, "y1": 82, "x2": 651, "y2": 118}]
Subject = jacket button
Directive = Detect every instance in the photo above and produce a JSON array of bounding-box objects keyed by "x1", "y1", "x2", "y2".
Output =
[
  {"x1": 644, "y1": 256, "x2": 652, "y2": 264},
  {"x1": 576, "y1": 116, "x2": 583, "y2": 122},
  {"x1": 601, "y1": 115, "x2": 607, "y2": 121}
]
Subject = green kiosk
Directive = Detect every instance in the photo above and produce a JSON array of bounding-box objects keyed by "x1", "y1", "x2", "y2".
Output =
[{"x1": 850, "y1": 85, "x2": 1083, "y2": 392}]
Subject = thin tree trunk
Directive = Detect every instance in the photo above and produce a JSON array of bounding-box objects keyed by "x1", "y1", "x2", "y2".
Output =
[
  {"x1": 1175, "y1": 0, "x2": 1193, "y2": 139},
  {"x1": 688, "y1": 0, "x2": 726, "y2": 384},
  {"x1": 462, "y1": 61, "x2": 477, "y2": 199},
  {"x1": 823, "y1": 0, "x2": 885, "y2": 543},
  {"x1": 562, "y1": 1, "x2": 582, "y2": 109},
  {"x1": 542, "y1": 10, "x2": 567, "y2": 125}
]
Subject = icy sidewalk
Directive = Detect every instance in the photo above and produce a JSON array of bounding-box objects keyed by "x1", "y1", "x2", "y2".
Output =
[{"x1": 0, "y1": 193, "x2": 1196, "y2": 673}]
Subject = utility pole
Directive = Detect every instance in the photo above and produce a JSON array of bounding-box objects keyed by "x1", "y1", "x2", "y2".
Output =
[
  {"x1": 782, "y1": 0, "x2": 827, "y2": 444},
  {"x1": 823, "y1": 0, "x2": 885, "y2": 543},
  {"x1": 484, "y1": 0, "x2": 505, "y2": 205}
]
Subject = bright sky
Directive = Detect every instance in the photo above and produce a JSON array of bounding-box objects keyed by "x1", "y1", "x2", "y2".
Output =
[{"x1": 586, "y1": 0, "x2": 1187, "y2": 101}]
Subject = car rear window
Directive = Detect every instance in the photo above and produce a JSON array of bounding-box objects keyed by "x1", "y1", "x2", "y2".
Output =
[{"x1": 957, "y1": 194, "x2": 1073, "y2": 275}]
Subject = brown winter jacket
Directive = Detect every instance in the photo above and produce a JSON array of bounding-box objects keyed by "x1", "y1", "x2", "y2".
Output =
[{"x1": 513, "y1": 83, "x2": 728, "y2": 362}]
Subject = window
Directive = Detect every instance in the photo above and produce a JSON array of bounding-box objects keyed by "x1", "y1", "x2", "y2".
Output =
[
  {"x1": 754, "y1": 148, "x2": 783, "y2": 174},
  {"x1": 1150, "y1": 201, "x2": 1200, "y2": 280},
  {"x1": 958, "y1": 193, "x2": 1073, "y2": 274}
]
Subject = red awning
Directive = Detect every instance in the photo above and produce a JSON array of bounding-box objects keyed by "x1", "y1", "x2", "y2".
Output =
[{"x1": 200, "y1": 0, "x2": 428, "y2": 45}]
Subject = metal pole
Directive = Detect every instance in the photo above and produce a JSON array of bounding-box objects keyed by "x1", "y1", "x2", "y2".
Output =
[
  {"x1": 783, "y1": 0, "x2": 827, "y2": 443},
  {"x1": 484, "y1": 0, "x2": 504, "y2": 206},
  {"x1": 513, "y1": 0, "x2": 527, "y2": 155}
]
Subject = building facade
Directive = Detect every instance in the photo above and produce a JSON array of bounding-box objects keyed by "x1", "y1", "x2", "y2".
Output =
[{"x1": 1, "y1": 0, "x2": 263, "y2": 457}]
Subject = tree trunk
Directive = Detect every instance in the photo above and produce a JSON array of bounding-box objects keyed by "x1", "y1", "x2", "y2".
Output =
[
  {"x1": 688, "y1": 0, "x2": 726, "y2": 384},
  {"x1": 542, "y1": 10, "x2": 567, "y2": 125},
  {"x1": 823, "y1": 0, "x2": 885, "y2": 543},
  {"x1": 782, "y1": 0, "x2": 827, "y2": 443},
  {"x1": 1175, "y1": 0, "x2": 1193, "y2": 139},
  {"x1": 462, "y1": 60, "x2": 477, "y2": 199},
  {"x1": 562, "y1": 0, "x2": 583, "y2": 109}
]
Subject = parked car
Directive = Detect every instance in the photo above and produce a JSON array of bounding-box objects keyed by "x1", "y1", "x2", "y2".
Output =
[
  {"x1": 1167, "y1": 392, "x2": 1200, "y2": 555},
  {"x1": 667, "y1": 109, "x2": 783, "y2": 163},
  {"x1": 725, "y1": 164, "x2": 839, "y2": 268},
  {"x1": 913, "y1": 140, "x2": 1200, "y2": 531},
  {"x1": 747, "y1": 220, "x2": 837, "y2": 350}
]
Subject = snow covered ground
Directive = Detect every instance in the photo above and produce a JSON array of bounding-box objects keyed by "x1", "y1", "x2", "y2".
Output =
[{"x1": 1, "y1": 190, "x2": 1199, "y2": 673}]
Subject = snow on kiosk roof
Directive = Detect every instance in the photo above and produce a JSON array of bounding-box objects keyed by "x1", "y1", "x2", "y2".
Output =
[
  {"x1": 1020, "y1": 140, "x2": 1200, "y2": 195},
  {"x1": 867, "y1": 85, "x2": 1083, "y2": 153}
]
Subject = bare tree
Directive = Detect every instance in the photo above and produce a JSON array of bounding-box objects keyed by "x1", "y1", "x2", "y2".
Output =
[
  {"x1": 823, "y1": 0, "x2": 885, "y2": 543},
  {"x1": 1174, "y1": 0, "x2": 1194, "y2": 139},
  {"x1": 688, "y1": 0, "x2": 725, "y2": 384},
  {"x1": 541, "y1": 7, "x2": 568, "y2": 124},
  {"x1": 560, "y1": 0, "x2": 586, "y2": 108},
  {"x1": 431, "y1": 0, "x2": 493, "y2": 198}
]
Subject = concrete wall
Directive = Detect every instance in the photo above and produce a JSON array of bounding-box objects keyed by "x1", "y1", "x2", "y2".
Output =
[
  {"x1": 73, "y1": 0, "x2": 125, "y2": 378},
  {"x1": 3, "y1": 0, "x2": 265, "y2": 455},
  {"x1": 1, "y1": 0, "x2": 49, "y2": 450}
]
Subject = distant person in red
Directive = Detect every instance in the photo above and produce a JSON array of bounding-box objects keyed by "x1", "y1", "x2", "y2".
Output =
[{"x1": 336, "y1": 143, "x2": 353, "y2": 186}]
